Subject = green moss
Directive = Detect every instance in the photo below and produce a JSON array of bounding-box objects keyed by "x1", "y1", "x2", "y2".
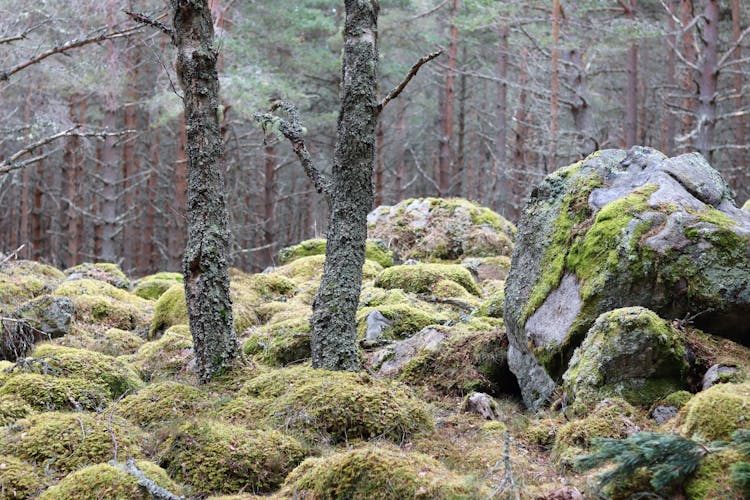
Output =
[
  {"x1": 359, "y1": 287, "x2": 409, "y2": 307},
  {"x1": 0, "y1": 455, "x2": 42, "y2": 499},
  {"x1": 147, "y1": 284, "x2": 188, "y2": 339},
  {"x1": 0, "y1": 260, "x2": 64, "y2": 312},
  {"x1": 243, "y1": 317, "x2": 311, "y2": 366},
  {"x1": 283, "y1": 445, "x2": 489, "y2": 499},
  {"x1": 476, "y1": 290, "x2": 504, "y2": 318},
  {"x1": 682, "y1": 382, "x2": 750, "y2": 441},
  {"x1": 356, "y1": 303, "x2": 445, "y2": 339},
  {"x1": 29, "y1": 344, "x2": 143, "y2": 398},
  {"x1": 227, "y1": 365, "x2": 432, "y2": 445},
  {"x1": 38, "y1": 460, "x2": 182, "y2": 500},
  {"x1": 231, "y1": 271, "x2": 297, "y2": 298},
  {"x1": 656, "y1": 390, "x2": 693, "y2": 409},
  {"x1": 0, "y1": 394, "x2": 34, "y2": 426},
  {"x1": 399, "y1": 328, "x2": 509, "y2": 397},
  {"x1": 64, "y1": 262, "x2": 130, "y2": 289},
  {"x1": 128, "y1": 325, "x2": 194, "y2": 381},
  {"x1": 158, "y1": 419, "x2": 305, "y2": 495},
  {"x1": 54, "y1": 279, "x2": 152, "y2": 330},
  {"x1": 375, "y1": 264, "x2": 481, "y2": 296},
  {"x1": 685, "y1": 449, "x2": 746, "y2": 499},
  {"x1": 132, "y1": 272, "x2": 183, "y2": 300},
  {"x1": 279, "y1": 238, "x2": 327, "y2": 263},
  {"x1": 0, "y1": 411, "x2": 142, "y2": 476},
  {"x1": 99, "y1": 328, "x2": 145, "y2": 356},
  {"x1": 117, "y1": 381, "x2": 209, "y2": 428},
  {"x1": 0, "y1": 373, "x2": 109, "y2": 411}
]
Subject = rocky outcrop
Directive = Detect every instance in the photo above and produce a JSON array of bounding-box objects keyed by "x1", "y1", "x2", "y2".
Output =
[{"x1": 505, "y1": 148, "x2": 750, "y2": 409}]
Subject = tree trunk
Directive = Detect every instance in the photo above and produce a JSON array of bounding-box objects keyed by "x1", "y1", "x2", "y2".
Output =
[
  {"x1": 437, "y1": 0, "x2": 458, "y2": 195},
  {"x1": 171, "y1": 0, "x2": 238, "y2": 383},
  {"x1": 375, "y1": 121, "x2": 384, "y2": 206},
  {"x1": 696, "y1": 0, "x2": 718, "y2": 161},
  {"x1": 624, "y1": 1, "x2": 638, "y2": 147},
  {"x1": 566, "y1": 49, "x2": 596, "y2": 156},
  {"x1": 680, "y1": 0, "x2": 696, "y2": 140},
  {"x1": 731, "y1": 0, "x2": 745, "y2": 161},
  {"x1": 101, "y1": 1, "x2": 120, "y2": 263},
  {"x1": 310, "y1": 0, "x2": 379, "y2": 371},
  {"x1": 662, "y1": 1, "x2": 677, "y2": 156},
  {"x1": 550, "y1": 0, "x2": 561, "y2": 168},
  {"x1": 494, "y1": 23, "x2": 509, "y2": 214},
  {"x1": 263, "y1": 143, "x2": 276, "y2": 266},
  {"x1": 171, "y1": 115, "x2": 188, "y2": 269},
  {"x1": 395, "y1": 99, "x2": 406, "y2": 201},
  {"x1": 455, "y1": 46, "x2": 467, "y2": 198}
]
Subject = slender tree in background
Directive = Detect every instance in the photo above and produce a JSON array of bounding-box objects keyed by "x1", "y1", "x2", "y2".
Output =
[{"x1": 131, "y1": 0, "x2": 239, "y2": 382}]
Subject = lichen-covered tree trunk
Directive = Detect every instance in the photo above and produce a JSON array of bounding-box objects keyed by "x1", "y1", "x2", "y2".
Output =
[
  {"x1": 171, "y1": 0, "x2": 238, "y2": 383},
  {"x1": 310, "y1": 0, "x2": 379, "y2": 371}
]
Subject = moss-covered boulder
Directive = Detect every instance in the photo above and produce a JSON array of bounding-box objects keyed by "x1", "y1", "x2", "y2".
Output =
[
  {"x1": 132, "y1": 272, "x2": 183, "y2": 300},
  {"x1": 64, "y1": 262, "x2": 130, "y2": 289},
  {"x1": 684, "y1": 449, "x2": 747, "y2": 499},
  {"x1": 53, "y1": 279, "x2": 152, "y2": 330},
  {"x1": 562, "y1": 307, "x2": 689, "y2": 406},
  {"x1": 375, "y1": 263, "x2": 481, "y2": 296},
  {"x1": 368, "y1": 197, "x2": 515, "y2": 261},
  {"x1": 222, "y1": 365, "x2": 431, "y2": 445},
  {"x1": 127, "y1": 325, "x2": 194, "y2": 381},
  {"x1": 0, "y1": 260, "x2": 64, "y2": 313},
  {"x1": 476, "y1": 290, "x2": 504, "y2": 319},
  {"x1": 0, "y1": 294, "x2": 75, "y2": 361},
  {"x1": 0, "y1": 411, "x2": 142, "y2": 476},
  {"x1": 28, "y1": 344, "x2": 143, "y2": 398},
  {"x1": 280, "y1": 238, "x2": 396, "y2": 268},
  {"x1": 0, "y1": 394, "x2": 35, "y2": 425},
  {"x1": 0, "y1": 373, "x2": 109, "y2": 411},
  {"x1": 147, "y1": 284, "x2": 187, "y2": 339},
  {"x1": 274, "y1": 254, "x2": 383, "y2": 285},
  {"x1": 0, "y1": 455, "x2": 42, "y2": 499},
  {"x1": 505, "y1": 148, "x2": 750, "y2": 409},
  {"x1": 118, "y1": 381, "x2": 209, "y2": 427},
  {"x1": 680, "y1": 382, "x2": 750, "y2": 441},
  {"x1": 283, "y1": 445, "x2": 489, "y2": 499},
  {"x1": 356, "y1": 303, "x2": 446, "y2": 340},
  {"x1": 38, "y1": 460, "x2": 182, "y2": 500},
  {"x1": 243, "y1": 317, "x2": 311, "y2": 366},
  {"x1": 158, "y1": 419, "x2": 305, "y2": 495}
]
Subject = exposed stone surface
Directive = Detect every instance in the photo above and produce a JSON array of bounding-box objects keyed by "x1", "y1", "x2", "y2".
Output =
[
  {"x1": 461, "y1": 392, "x2": 500, "y2": 420},
  {"x1": 505, "y1": 147, "x2": 750, "y2": 409},
  {"x1": 701, "y1": 363, "x2": 741, "y2": 390},
  {"x1": 369, "y1": 327, "x2": 447, "y2": 377}
]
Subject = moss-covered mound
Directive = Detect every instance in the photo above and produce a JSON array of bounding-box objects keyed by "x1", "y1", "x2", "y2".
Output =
[
  {"x1": 274, "y1": 254, "x2": 384, "y2": 285},
  {"x1": 279, "y1": 238, "x2": 396, "y2": 268},
  {"x1": 38, "y1": 460, "x2": 182, "y2": 500},
  {"x1": 158, "y1": 419, "x2": 305, "y2": 495},
  {"x1": 375, "y1": 263, "x2": 481, "y2": 296},
  {"x1": 562, "y1": 307, "x2": 689, "y2": 407},
  {"x1": 147, "y1": 284, "x2": 187, "y2": 339},
  {"x1": 64, "y1": 262, "x2": 130, "y2": 289},
  {"x1": 0, "y1": 372, "x2": 109, "y2": 411},
  {"x1": 0, "y1": 394, "x2": 35, "y2": 426},
  {"x1": 0, "y1": 411, "x2": 142, "y2": 476},
  {"x1": 132, "y1": 272, "x2": 183, "y2": 300},
  {"x1": 53, "y1": 278, "x2": 151, "y2": 330},
  {"x1": 684, "y1": 449, "x2": 747, "y2": 499},
  {"x1": 223, "y1": 365, "x2": 432, "y2": 444},
  {"x1": 680, "y1": 382, "x2": 750, "y2": 441},
  {"x1": 367, "y1": 197, "x2": 515, "y2": 261},
  {"x1": 244, "y1": 317, "x2": 311, "y2": 366},
  {"x1": 0, "y1": 455, "x2": 42, "y2": 499},
  {"x1": 476, "y1": 290, "x2": 504, "y2": 318},
  {"x1": 28, "y1": 344, "x2": 143, "y2": 398},
  {"x1": 0, "y1": 260, "x2": 64, "y2": 313},
  {"x1": 283, "y1": 445, "x2": 489, "y2": 499},
  {"x1": 127, "y1": 325, "x2": 194, "y2": 381},
  {"x1": 398, "y1": 327, "x2": 512, "y2": 397},
  {"x1": 356, "y1": 303, "x2": 446, "y2": 340},
  {"x1": 118, "y1": 381, "x2": 209, "y2": 427}
]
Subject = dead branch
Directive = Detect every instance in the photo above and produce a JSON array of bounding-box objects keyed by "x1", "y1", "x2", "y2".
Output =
[
  {"x1": 254, "y1": 101, "x2": 331, "y2": 196},
  {"x1": 0, "y1": 24, "x2": 145, "y2": 81},
  {"x1": 109, "y1": 458, "x2": 184, "y2": 500},
  {"x1": 379, "y1": 50, "x2": 443, "y2": 112},
  {"x1": 0, "y1": 20, "x2": 51, "y2": 45},
  {"x1": 124, "y1": 10, "x2": 174, "y2": 41}
]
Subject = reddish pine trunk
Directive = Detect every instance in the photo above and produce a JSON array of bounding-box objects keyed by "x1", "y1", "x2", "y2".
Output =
[
  {"x1": 438, "y1": 0, "x2": 458, "y2": 195},
  {"x1": 494, "y1": 23, "x2": 509, "y2": 213},
  {"x1": 624, "y1": 1, "x2": 638, "y2": 147},
  {"x1": 680, "y1": 0, "x2": 696, "y2": 138},
  {"x1": 375, "y1": 122, "x2": 384, "y2": 206},
  {"x1": 662, "y1": 1, "x2": 677, "y2": 155},
  {"x1": 550, "y1": 0, "x2": 561, "y2": 168}
]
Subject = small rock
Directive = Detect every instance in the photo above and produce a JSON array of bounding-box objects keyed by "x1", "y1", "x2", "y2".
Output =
[
  {"x1": 364, "y1": 310, "x2": 391, "y2": 344},
  {"x1": 650, "y1": 405, "x2": 679, "y2": 424},
  {"x1": 461, "y1": 392, "x2": 500, "y2": 420},
  {"x1": 370, "y1": 327, "x2": 447, "y2": 376},
  {"x1": 702, "y1": 364, "x2": 740, "y2": 390},
  {"x1": 12, "y1": 295, "x2": 73, "y2": 339}
]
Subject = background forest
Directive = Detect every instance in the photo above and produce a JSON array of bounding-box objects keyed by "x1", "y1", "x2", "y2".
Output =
[{"x1": 1, "y1": 0, "x2": 748, "y2": 274}]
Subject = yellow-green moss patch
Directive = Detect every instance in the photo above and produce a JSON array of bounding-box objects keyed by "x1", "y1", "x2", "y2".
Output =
[
  {"x1": 279, "y1": 238, "x2": 396, "y2": 268},
  {"x1": 147, "y1": 284, "x2": 187, "y2": 339},
  {"x1": 64, "y1": 262, "x2": 130, "y2": 289},
  {"x1": 53, "y1": 279, "x2": 151, "y2": 330},
  {"x1": 375, "y1": 264, "x2": 481, "y2": 296},
  {"x1": 476, "y1": 290, "x2": 504, "y2": 318},
  {"x1": 0, "y1": 394, "x2": 35, "y2": 426},
  {"x1": 0, "y1": 455, "x2": 42, "y2": 499},
  {"x1": 685, "y1": 449, "x2": 746, "y2": 499},
  {"x1": 127, "y1": 325, "x2": 194, "y2": 382},
  {"x1": 0, "y1": 260, "x2": 64, "y2": 313},
  {"x1": 117, "y1": 381, "x2": 209, "y2": 427},
  {"x1": 356, "y1": 303, "x2": 446, "y2": 339},
  {"x1": 0, "y1": 411, "x2": 142, "y2": 476},
  {"x1": 682, "y1": 382, "x2": 750, "y2": 441},
  {"x1": 29, "y1": 344, "x2": 143, "y2": 398},
  {"x1": 243, "y1": 317, "x2": 311, "y2": 366},
  {"x1": 283, "y1": 445, "x2": 489, "y2": 499},
  {"x1": 132, "y1": 272, "x2": 183, "y2": 300},
  {"x1": 158, "y1": 419, "x2": 305, "y2": 495},
  {"x1": 38, "y1": 460, "x2": 182, "y2": 500},
  {"x1": 0, "y1": 373, "x2": 109, "y2": 411}
]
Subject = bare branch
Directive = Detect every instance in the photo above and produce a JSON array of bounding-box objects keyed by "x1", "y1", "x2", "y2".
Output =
[
  {"x1": 0, "y1": 20, "x2": 51, "y2": 45},
  {"x1": 718, "y1": 25, "x2": 750, "y2": 69},
  {"x1": 124, "y1": 10, "x2": 174, "y2": 41},
  {"x1": 379, "y1": 50, "x2": 442, "y2": 112},
  {"x1": 254, "y1": 101, "x2": 331, "y2": 196},
  {"x1": 0, "y1": 24, "x2": 145, "y2": 81},
  {"x1": 109, "y1": 458, "x2": 183, "y2": 500},
  {"x1": 406, "y1": 0, "x2": 449, "y2": 22}
]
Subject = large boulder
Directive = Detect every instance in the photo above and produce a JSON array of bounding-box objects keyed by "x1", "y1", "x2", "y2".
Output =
[
  {"x1": 505, "y1": 148, "x2": 750, "y2": 409},
  {"x1": 367, "y1": 197, "x2": 515, "y2": 261}
]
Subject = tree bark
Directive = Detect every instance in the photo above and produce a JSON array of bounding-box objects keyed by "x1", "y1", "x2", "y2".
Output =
[
  {"x1": 171, "y1": 0, "x2": 238, "y2": 383},
  {"x1": 624, "y1": 1, "x2": 638, "y2": 147},
  {"x1": 696, "y1": 0, "x2": 718, "y2": 161},
  {"x1": 550, "y1": 0, "x2": 561, "y2": 168},
  {"x1": 310, "y1": 0, "x2": 379, "y2": 371},
  {"x1": 566, "y1": 48, "x2": 596, "y2": 157},
  {"x1": 494, "y1": 23, "x2": 509, "y2": 214},
  {"x1": 680, "y1": 0, "x2": 696, "y2": 139},
  {"x1": 263, "y1": 143, "x2": 276, "y2": 266},
  {"x1": 662, "y1": 1, "x2": 677, "y2": 156},
  {"x1": 731, "y1": 0, "x2": 745, "y2": 159},
  {"x1": 437, "y1": 0, "x2": 458, "y2": 195}
]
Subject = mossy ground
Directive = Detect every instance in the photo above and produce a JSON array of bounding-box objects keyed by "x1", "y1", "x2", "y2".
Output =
[{"x1": 375, "y1": 263, "x2": 481, "y2": 296}]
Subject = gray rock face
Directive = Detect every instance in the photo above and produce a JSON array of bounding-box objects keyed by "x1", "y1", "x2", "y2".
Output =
[
  {"x1": 369, "y1": 327, "x2": 447, "y2": 377},
  {"x1": 364, "y1": 310, "x2": 392, "y2": 344},
  {"x1": 0, "y1": 295, "x2": 74, "y2": 360},
  {"x1": 701, "y1": 364, "x2": 741, "y2": 390},
  {"x1": 505, "y1": 147, "x2": 750, "y2": 409}
]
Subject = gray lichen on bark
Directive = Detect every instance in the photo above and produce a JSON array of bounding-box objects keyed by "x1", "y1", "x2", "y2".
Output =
[
  {"x1": 310, "y1": 0, "x2": 380, "y2": 371},
  {"x1": 171, "y1": 0, "x2": 239, "y2": 382}
]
